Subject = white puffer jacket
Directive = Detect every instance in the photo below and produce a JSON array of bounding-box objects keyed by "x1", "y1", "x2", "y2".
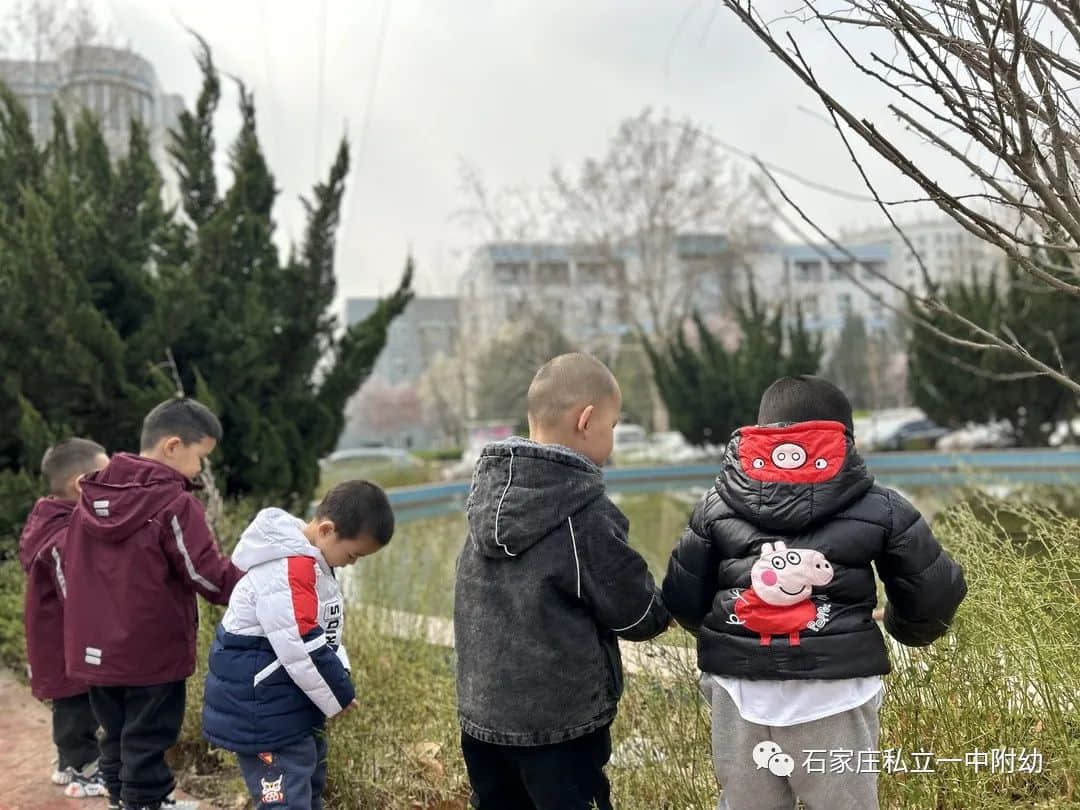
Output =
[{"x1": 202, "y1": 508, "x2": 355, "y2": 753}]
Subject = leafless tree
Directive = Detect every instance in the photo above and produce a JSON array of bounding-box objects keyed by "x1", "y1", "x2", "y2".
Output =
[
  {"x1": 720, "y1": 0, "x2": 1080, "y2": 394},
  {"x1": 418, "y1": 351, "x2": 471, "y2": 446},
  {"x1": 548, "y1": 108, "x2": 772, "y2": 344},
  {"x1": 456, "y1": 108, "x2": 772, "y2": 346},
  {"x1": 2, "y1": 0, "x2": 112, "y2": 62}
]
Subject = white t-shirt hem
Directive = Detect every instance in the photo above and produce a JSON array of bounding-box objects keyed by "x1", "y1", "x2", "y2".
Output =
[{"x1": 710, "y1": 674, "x2": 884, "y2": 727}]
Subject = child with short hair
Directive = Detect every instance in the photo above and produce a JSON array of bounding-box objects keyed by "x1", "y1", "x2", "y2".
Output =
[
  {"x1": 662, "y1": 375, "x2": 967, "y2": 810},
  {"x1": 63, "y1": 397, "x2": 243, "y2": 810},
  {"x1": 19, "y1": 438, "x2": 110, "y2": 797},
  {"x1": 202, "y1": 479, "x2": 395, "y2": 810},
  {"x1": 455, "y1": 352, "x2": 671, "y2": 810}
]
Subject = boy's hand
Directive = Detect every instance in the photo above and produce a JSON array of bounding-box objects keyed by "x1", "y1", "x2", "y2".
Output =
[
  {"x1": 334, "y1": 700, "x2": 358, "y2": 719},
  {"x1": 872, "y1": 607, "x2": 885, "y2": 622}
]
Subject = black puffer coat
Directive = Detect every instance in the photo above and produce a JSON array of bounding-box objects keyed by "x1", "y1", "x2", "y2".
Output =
[{"x1": 661, "y1": 420, "x2": 967, "y2": 680}]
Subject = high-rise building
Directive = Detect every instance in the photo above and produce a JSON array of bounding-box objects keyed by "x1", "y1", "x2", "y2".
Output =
[
  {"x1": 0, "y1": 45, "x2": 184, "y2": 203},
  {"x1": 457, "y1": 242, "x2": 631, "y2": 355},
  {"x1": 842, "y1": 218, "x2": 1004, "y2": 294}
]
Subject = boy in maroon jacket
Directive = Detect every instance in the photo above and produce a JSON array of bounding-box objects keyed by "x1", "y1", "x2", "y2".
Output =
[
  {"x1": 63, "y1": 398, "x2": 243, "y2": 810},
  {"x1": 19, "y1": 438, "x2": 110, "y2": 797}
]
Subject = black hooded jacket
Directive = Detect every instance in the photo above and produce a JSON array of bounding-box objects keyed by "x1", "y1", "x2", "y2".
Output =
[
  {"x1": 454, "y1": 439, "x2": 670, "y2": 746},
  {"x1": 661, "y1": 420, "x2": 967, "y2": 680}
]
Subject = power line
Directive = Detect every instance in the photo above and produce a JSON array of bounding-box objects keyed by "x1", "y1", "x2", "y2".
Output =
[
  {"x1": 356, "y1": 0, "x2": 392, "y2": 167},
  {"x1": 315, "y1": 0, "x2": 328, "y2": 175},
  {"x1": 696, "y1": 128, "x2": 881, "y2": 203}
]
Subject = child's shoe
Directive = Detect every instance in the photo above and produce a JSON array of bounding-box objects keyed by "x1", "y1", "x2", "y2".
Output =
[
  {"x1": 63, "y1": 763, "x2": 107, "y2": 798},
  {"x1": 51, "y1": 766, "x2": 74, "y2": 785},
  {"x1": 160, "y1": 797, "x2": 200, "y2": 810},
  {"x1": 127, "y1": 797, "x2": 199, "y2": 810}
]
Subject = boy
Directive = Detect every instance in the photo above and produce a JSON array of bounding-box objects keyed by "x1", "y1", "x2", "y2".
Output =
[
  {"x1": 662, "y1": 376, "x2": 967, "y2": 810},
  {"x1": 19, "y1": 439, "x2": 110, "y2": 797},
  {"x1": 63, "y1": 398, "x2": 243, "y2": 810},
  {"x1": 454, "y1": 352, "x2": 671, "y2": 810},
  {"x1": 202, "y1": 479, "x2": 394, "y2": 810}
]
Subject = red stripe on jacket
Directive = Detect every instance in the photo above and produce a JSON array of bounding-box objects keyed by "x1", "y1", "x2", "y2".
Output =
[{"x1": 287, "y1": 556, "x2": 319, "y2": 636}]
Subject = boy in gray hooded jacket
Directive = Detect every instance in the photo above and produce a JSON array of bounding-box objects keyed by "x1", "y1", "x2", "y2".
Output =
[{"x1": 454, "y1": 353, "x2": 671, "y2": 810}]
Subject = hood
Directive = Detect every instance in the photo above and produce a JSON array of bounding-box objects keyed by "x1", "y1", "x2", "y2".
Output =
[
  {"x1": 715, "y1": 420, "x2": 874, "y2": 532},
  {"x1": 18, "y1": 498, "x2": 74, "y2": 571},
  {"x1": 467, "y1": 438, "x2": 605, "y2": 559},
  {"x1": 232, "y1": 507, "x2": 322, "y2": 571},
  {"x1": 77, "y1": 453, "x2": 191, "y2": 543}
]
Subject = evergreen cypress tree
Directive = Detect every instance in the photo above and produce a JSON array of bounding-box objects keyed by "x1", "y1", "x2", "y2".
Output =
[
  {"x1": 909, "y1": 251, "x2": 1078, "y2": 445},
  {"x1": 646, "y1": 281, "x2": 823, "y2": 445}
]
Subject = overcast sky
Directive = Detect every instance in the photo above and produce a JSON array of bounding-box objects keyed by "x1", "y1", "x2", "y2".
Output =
[{"x1": 8, "y1": 0, "x2": 973, "y2": 302}]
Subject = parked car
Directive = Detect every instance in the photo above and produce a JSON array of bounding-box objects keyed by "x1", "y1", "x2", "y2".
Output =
[
  {"x1": 878, "y1": 418, "x2": 949, "y2": 451},
  {"x1": 937, "y1": 420, "x2": 1016, "y2": 451},
  {"x1": 854, "y1": 408, "x2": 927, "y2": 451},
  {"x1": 320, "y1": 446, "x2": 419, "y2": 467}
]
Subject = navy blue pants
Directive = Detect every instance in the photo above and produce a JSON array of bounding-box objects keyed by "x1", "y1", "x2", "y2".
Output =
[
  {"x1": 462, "y1": 725, "x2": 613, "y2": 810},
  {"x1": 237, "y1": 733, "x2": 329, "y2": 810}
]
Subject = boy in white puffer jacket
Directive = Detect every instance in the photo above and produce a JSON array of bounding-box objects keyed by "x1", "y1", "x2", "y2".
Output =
[{"x1": 202, "y1": 480, "x2": 395, "y2": 810}]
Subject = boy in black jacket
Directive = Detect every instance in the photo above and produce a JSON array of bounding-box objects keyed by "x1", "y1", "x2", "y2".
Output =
[
  {"x1": 662, "y1": 376, "x2": 966, "y2": 810},
  {"x1": 454, "y1": 352, "x2": 671, "y2": 810}
]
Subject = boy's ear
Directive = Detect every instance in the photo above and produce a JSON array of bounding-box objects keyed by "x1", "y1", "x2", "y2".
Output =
[
  {"x1": 576, "y1": 404, "x2": 595, "y2": 433},
  {"x1": 162, "y1": 436, "x2": 183, "y2": 455},
  {"x1": 317, "y1": 519, "x2": 338, "y2": 539},
  {"x1": 71, "y1": 473, "x2": 86, "y2": 496}
]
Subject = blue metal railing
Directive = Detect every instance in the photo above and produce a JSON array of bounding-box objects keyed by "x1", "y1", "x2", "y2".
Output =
[{"x1": 385, "y1": 448, "x2": 1080, "y2": 521}]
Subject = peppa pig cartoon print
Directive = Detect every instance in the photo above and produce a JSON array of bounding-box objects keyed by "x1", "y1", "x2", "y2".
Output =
[{"x1": 731, "y1": 540, "x2": 834, "y2": 646}]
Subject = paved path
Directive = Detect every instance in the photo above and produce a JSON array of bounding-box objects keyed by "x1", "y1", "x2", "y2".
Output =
[{"x1": 0, "y1": 671, "x2": 212, "y2": 810}]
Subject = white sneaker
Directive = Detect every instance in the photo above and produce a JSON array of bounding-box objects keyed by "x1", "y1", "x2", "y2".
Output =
[
  {"x1": 160, "y1": 797, "x2": 199, "y2": 810},
  {"x1": 51, "y1": 767, "x2": 74, "y2": 785},
  {"x1": 63, "y1": 762, "x2": 107, "y2": 799}
]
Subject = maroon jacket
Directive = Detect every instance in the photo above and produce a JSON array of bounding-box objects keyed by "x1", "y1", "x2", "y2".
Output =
[
  {"x1": 63, "y1": 454, "x2": 242, "y2": 687},
  {"x1": 19, "y1": 498, "x2": 88, "y2": 700}
]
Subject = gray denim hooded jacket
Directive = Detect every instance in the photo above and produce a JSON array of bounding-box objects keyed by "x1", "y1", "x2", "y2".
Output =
[{"x1": 454, "y1": 438, "x2": 671, "y2": 747}]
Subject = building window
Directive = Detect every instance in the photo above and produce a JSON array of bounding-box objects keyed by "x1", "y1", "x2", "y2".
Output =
[
  {"x1": 870, "y1": 299, "x2": 885, "y2": 321},
  {"x1": 493, "y1": 262, "x2": 527, "y2": 284},
  {"x1": 830, "y1": 261, "x2": 853, "y2": 280},
  {"x1": 589, "y1": 298, "x2": 604, "y2": 328},
  {"x1": 611, "y1": 261, "x2": 627, "y2": 285},
  {"x1": 862, "y1": 261, "x2": 885, "y2": 280},
  {"x1": 537, "y1": 262, "x2": 570, "y2": 285},
  {"x1": 794, "y1": 260, "x2": 823, "y2": 283},
  {"x1": 838, "y1": 293, "x2": 853, "y2": 316},
  {"x1": 505, "y1": 298, "x2": 525, "y2": 319},
  {"x1": 802, "y1": 295, "x2": 820, "y2": 319},
  {"x1": 578, "y1": 261, "x2": 608, "y2": 284}
]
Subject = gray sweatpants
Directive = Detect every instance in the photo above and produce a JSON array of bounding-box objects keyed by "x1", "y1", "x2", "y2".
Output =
[{"x1": 704, "y1": 678, "x2": 882, "y2": 810}]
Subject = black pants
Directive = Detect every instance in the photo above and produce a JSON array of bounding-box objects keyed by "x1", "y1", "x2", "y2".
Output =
[
  {"x1": 53, "y1": 692, "x2": 100, "y2": 771},
  {"x1": 461, "y1": 725, "x2": 613, "y2": 810},
  {"x1": 89, "y1": 681, "x2": 187, "y2": 809}
]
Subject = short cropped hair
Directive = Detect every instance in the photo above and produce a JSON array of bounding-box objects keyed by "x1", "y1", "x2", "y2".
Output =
[
  {"x1": 41, "y1": 438, "x2": 106, "y2": 496},
  {"x1": 527, "y1": 353, "x2": 620, "y2": 429},
  {"x1": 757, "y1": 375, "x2": 854, "y2": 432},
  {"x1": 316, "y1": 480, "x2": 395, "y2": 545},
  {"x1": 140, "y1": 397, "x2": 223, "y2": 450}
]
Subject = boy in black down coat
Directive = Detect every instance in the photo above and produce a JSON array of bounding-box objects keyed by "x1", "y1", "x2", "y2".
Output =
[{"x1": 662, "y1": 375, "x2": 966, "y2": 810}]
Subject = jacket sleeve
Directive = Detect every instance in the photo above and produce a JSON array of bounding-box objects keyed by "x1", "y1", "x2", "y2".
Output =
[
  {"x1": 661, "y1": 494, "x2": 719, "y2": 635},
  {"x1": 161, "y1": 494, "x2": 243, "y2": 605},
  {"x1": 254, "y1": 556, "x2": 355, "y2": 717},
  {"x1": 576, "y1": 500, "x2": 671, "y2": 642},
  {"x1": 875, "y1": 490, "x2": 967, "y2": 647}
]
